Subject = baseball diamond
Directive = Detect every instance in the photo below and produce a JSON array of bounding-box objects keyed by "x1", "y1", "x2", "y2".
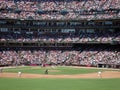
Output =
[
  {"x1": 0, "y1": 66, "x2": 120, "y2": 90},
  {"x1": 0, "y1": 0, "x2": 120, "y2": 90}
]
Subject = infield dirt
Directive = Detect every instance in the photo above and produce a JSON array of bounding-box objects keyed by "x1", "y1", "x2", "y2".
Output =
[{"x1": 0, "y1": 71, "x2": 120, "y2": 79}]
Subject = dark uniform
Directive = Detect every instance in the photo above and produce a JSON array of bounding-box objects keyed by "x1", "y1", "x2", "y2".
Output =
[{"x1": 45, "y1": 69, "x2": 48, "y2": 74}]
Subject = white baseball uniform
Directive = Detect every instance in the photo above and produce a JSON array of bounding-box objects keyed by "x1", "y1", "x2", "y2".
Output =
[
  {"x1": 98, "y1": 71, "x2": 102, "y2": 78},
  {"x1": 18, "y1": 72, "x2": 22, "y2": 77}
]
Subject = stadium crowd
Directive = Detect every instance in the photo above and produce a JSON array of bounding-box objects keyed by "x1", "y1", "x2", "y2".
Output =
[
  {"x1": 0, "y1": 0, "x2": 120, "y2": 67},
  {"x1": 0, "y1": 48, "x2": 120, "y2": 66},
  {"x1": 0, "y1": 30, "x2": 120, "y2": 43},
  {"x1": 0, "y1": 0, "x2": 120, "y2": 20}
]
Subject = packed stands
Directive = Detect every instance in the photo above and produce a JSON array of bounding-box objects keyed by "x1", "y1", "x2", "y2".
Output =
[
  {"x1": 0, "y1": 29, "x2": 120, "y2": 43},
  {"x1": 0, "y1": 47, "x2": 120, "y2": 66},
  {"x1": 0, "y1": 0, "x2": 120, "y2": 20},
  {"x1": 0, "y1": 0, "x2": 120, "y2": 68}
]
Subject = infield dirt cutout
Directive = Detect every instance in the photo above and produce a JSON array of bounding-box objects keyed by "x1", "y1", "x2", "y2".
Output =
[{"x1": 0, "y1": 71, "x2": 120, "y2": 79}]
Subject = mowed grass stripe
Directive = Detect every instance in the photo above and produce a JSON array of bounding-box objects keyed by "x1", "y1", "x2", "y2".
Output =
[
  {"x1": 0, "y1": 78, "x2": 120, "y2": 90},
  {"x1": 3, "y1": 66, "x2": 115, "y2": 75}
]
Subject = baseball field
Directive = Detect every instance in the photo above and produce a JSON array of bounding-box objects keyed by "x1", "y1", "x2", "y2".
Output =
[{"x1": 0, "y1": 66, "x2": 120, "y2": 90}]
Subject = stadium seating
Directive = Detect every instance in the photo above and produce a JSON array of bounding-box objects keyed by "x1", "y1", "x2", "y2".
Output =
[
  {"x1": 0, "y1": 48, "x2": 120, "y2": 66},
  {"x1": 0, "y1": 0, "x2": 120, "y2": 20},
  {"x1": 0, "y1": 0, "x2": 120, "y2": 68}
]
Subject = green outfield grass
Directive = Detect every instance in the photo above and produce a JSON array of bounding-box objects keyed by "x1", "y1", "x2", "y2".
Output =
[
  {"x1": 3, "y1": 66, "x2": 118, "y2": 75},
  {"x1": 1, "y1": 66, "x2": 120, "y2": 90},
  {"x1": 0, "y1": 78, "x2": 120, "y2": 90}
]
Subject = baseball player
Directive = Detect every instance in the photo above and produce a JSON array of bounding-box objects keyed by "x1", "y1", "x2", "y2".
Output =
[
  {"x1": 18, "y1": 71, "x2": 22, "y2": 77},
  {"x1": 98, "y1": 71, "x2": 102, "y2": 78},
  {"x1": 45, "y1": 69, "x2": 48, "y2": 74}
]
